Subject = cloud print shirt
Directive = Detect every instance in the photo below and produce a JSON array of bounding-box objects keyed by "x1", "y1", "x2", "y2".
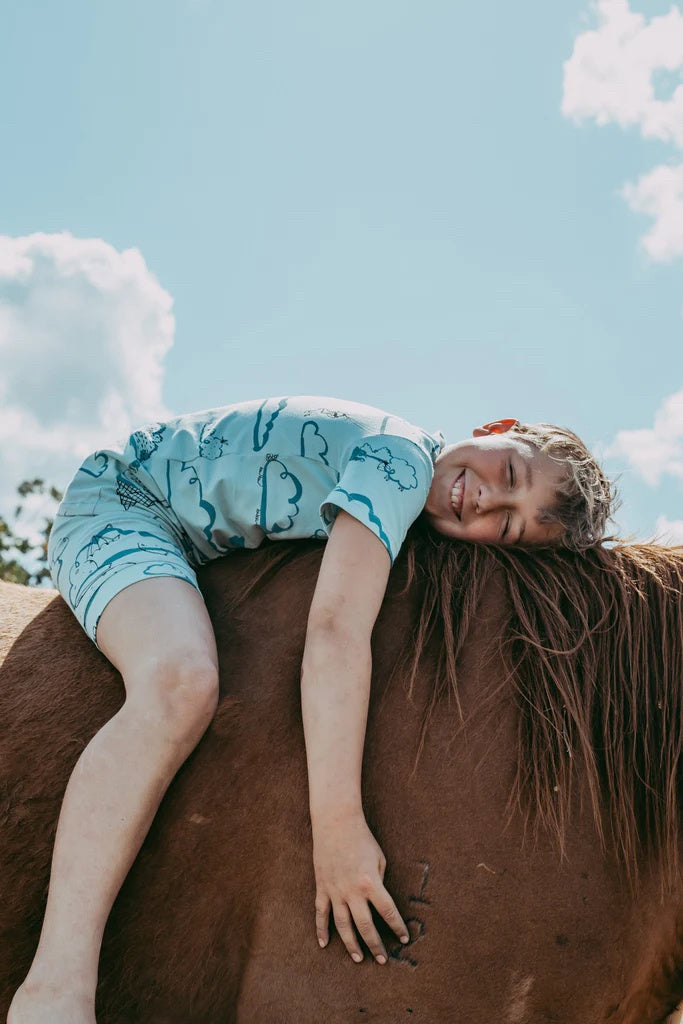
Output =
[{"x1": 105, "y1": 395, "x2": 444, "y2": 566}]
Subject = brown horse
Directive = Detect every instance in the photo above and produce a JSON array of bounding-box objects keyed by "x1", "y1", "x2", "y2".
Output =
[{"x1": 1, "y1": 534, "x2": 683, "y2": 1023}]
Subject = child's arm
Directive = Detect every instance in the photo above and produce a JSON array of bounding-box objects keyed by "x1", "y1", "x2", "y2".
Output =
[{"x1": 301, "y1": 509, "x2": 410, "y2": 964}]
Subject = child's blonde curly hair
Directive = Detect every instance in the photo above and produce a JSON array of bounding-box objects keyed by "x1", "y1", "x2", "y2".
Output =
[{"x1": 511, "y1": 422, "x2": 617, "y2": 552}]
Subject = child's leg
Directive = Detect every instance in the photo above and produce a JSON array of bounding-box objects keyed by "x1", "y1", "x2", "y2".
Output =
[{"x1": 9, "y1": 576, "x2": 219, "y2": 1024}]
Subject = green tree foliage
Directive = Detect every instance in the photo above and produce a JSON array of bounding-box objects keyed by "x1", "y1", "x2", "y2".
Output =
[{"x1": 0, "y1": 479, "x2": 62, "y2": 586}]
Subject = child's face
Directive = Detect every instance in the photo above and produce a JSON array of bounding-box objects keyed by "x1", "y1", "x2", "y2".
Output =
[{"x1": 424, "y1": 421, "x2": 565, "y2": 546}]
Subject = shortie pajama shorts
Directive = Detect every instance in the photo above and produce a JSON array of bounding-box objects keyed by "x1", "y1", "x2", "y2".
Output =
[{"x1": 47, "y1": 452, "x2": 204, "y2": 649}]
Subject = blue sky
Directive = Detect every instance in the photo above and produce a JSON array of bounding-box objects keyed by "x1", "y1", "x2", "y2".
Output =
[{"x1": 1, "y1": 0, "x2": 682, "y2": 543}]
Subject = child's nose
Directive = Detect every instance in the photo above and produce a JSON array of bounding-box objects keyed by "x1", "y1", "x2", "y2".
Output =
[{"x1": 476, "y1": 484, "x2": 503, "y2": 513}]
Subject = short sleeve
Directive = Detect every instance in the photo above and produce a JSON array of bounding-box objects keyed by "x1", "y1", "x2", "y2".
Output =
[{"x1": 319, "y1": 435, "x2": 434, "y2": 565}]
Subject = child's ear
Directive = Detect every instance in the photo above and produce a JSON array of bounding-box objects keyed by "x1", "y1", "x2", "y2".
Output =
[{"x1": 472, "y1": 418, "x2": 519, "y2": 438}]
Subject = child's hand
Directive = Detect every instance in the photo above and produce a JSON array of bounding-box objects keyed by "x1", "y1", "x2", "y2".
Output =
[{"x1": 312, "y1": 810, "x2": 409, "y2": 964}]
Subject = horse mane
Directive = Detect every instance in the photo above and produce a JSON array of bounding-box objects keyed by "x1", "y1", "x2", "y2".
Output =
[
  {"x1": 226, "y1": 528, "x2": 683, "y2": 892},
  {"x1": 401, "y1": 525, "x2": 683, "y2": 892}
]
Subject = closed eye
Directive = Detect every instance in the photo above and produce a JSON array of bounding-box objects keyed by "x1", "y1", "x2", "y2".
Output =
[
  {"x1": 508, "y1": 461, "x2": 516, "y2": 488},
  {"x1": 501, "y1": 512, "x2": 511, "y2": 540}
]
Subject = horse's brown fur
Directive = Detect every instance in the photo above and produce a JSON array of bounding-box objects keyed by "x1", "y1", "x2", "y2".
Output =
[{"x1": 1, "y1": 537, "x2": 683, "y2": 1022}]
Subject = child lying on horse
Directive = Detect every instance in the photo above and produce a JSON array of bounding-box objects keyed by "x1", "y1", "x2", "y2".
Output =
[{"x1": 9, "y1": 395, "x2": 613, "y2": 1024}]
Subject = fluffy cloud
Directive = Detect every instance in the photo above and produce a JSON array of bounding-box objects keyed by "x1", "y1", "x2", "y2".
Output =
[
  {"x1": 563, "y1": 0, "x2": 683, "y2": 262},
  {"x1": 0, "y1": 231, "x2": 174, "y2": 513},
  {"x1": 562, "y1": 0, "x2": 683, "y2": 144},
  {"x1": 609, "y1": 387, "x2": 683, "y2": 484},
  {"x1": 621, "y1": 163, "x2": 683, "y2": 261}
]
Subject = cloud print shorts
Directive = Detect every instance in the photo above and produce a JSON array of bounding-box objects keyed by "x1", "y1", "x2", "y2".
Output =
[{"x1": 47, "y1": 452, "x2": 203, "y2": 648}]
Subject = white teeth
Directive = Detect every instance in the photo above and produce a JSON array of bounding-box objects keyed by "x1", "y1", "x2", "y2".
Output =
[{"x1": 450, "y1": 473, "x2": 464, "y2": 517}]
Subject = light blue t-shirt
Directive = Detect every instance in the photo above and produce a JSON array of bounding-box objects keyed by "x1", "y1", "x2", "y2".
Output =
[{"x1": 102, "y1": 395, "x2": 444, "y2": 567}]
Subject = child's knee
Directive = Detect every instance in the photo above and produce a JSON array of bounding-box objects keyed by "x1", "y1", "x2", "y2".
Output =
[{"x1": 126, "y1": 652, "x2": 219, "y2": 739}]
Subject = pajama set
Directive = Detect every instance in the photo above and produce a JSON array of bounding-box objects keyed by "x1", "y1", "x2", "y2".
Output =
[{"x1": 48, "y1": 395, "x2": 445, "y2": 647}]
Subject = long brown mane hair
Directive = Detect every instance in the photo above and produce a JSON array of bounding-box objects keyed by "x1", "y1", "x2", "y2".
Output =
[{"x1": 402, "y1": 526, "x2": 683, "y2": 890}]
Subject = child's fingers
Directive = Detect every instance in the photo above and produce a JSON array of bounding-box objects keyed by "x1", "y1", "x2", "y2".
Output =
[
  {"x1": 315, "y1": 892, "x2": 331, "y2": 948},
  {"x1": 373, "y1": 886, "x2": 410, "y2": 943},
  {"x1": 332, "y1": 902, "x2": 364, "y2": 963},
  {"x1": 348, "y1": 898, "x2": 387, "y2": 964}
]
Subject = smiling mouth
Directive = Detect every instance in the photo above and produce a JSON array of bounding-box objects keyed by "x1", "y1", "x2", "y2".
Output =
[{"x1": 450, "y1": 470, "x2": 465, "y2": 519}]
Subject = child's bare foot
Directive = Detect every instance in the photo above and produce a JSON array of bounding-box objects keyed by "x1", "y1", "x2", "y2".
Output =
[{"x1": 7, "y1": 981, "x2": 96, "y2": 1024}]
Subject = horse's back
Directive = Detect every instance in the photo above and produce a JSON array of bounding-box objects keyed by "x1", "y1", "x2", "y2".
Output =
[{"x1": 0, "y1": 550, "x2": 680, "y2": 1023}]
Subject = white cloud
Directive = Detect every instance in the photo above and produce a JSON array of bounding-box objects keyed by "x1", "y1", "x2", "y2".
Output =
[
  {"x1": 0, "y1": 231, "x2": 174, "y2": 512},
  {"x1": 621, "y1": 162, "x2": 683, "y2": 260},
  {"x1": 609, "y1": 386, "x2": 683, "y2": 484},
  {"x1": 562, "y1": 0, "x2": 683, "y2": 145},
  {"x1": 654, "y1": 515, "x2": 683, "y2": 544},
  {"x1": 562, "y1": 0, "x2": 683, "y2": 263}
]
